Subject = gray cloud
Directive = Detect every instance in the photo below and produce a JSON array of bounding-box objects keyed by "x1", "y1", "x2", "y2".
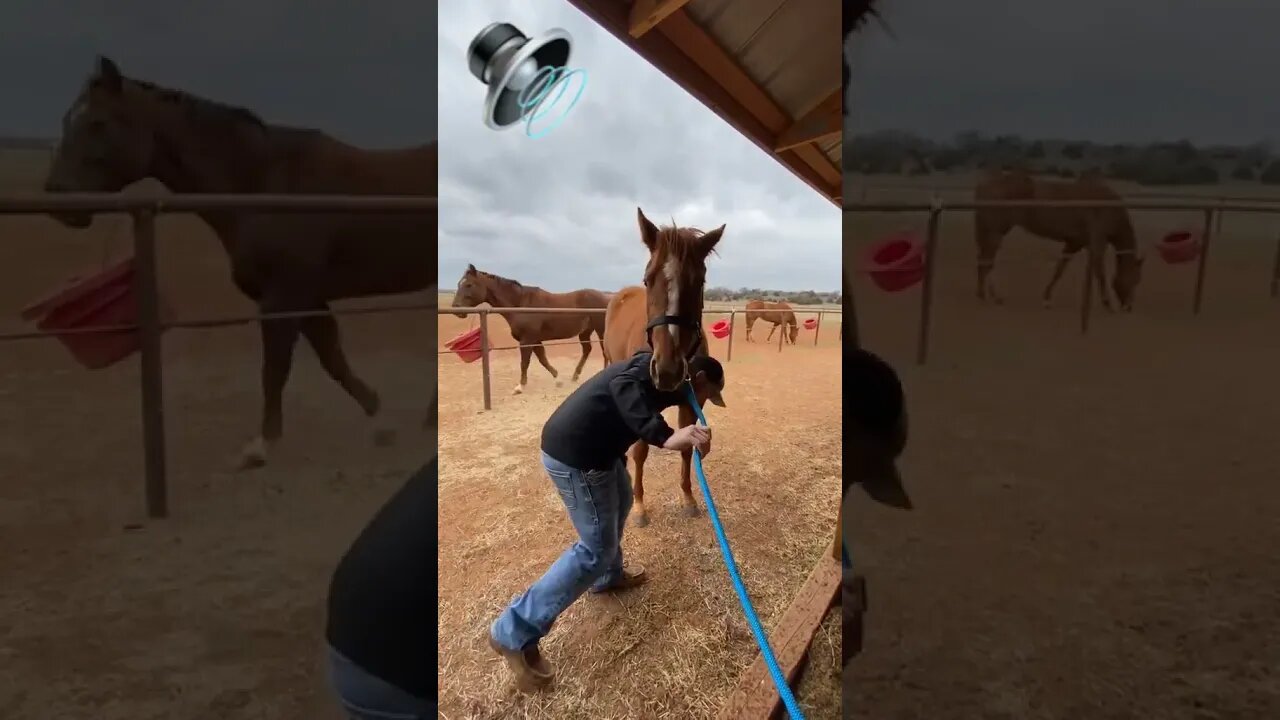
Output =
[
  {"x1": 438, "y1": 2, "x2": 839, "y2": 293},
  {"x1": 847, "y1": 0, "x2": 1278, "y2": 144},
  {"x1": 0, "y1": 0, "x2": 436, "y2": 146}
]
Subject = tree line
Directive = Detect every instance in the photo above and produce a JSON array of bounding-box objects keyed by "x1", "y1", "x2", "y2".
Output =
[
  {"x1": 848, "y1": 131, "x2": 1280, "y2": 186},
  {"x1": 703, "y1": 287, "x2": 840, "y2": 305}
]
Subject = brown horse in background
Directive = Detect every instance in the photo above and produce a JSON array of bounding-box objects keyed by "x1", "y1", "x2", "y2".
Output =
[
  {"x1": 41, "y1": 56, "x2": 436, "y2": 470},
  {"x1": 603, "y1": 208, "x2": 724, "y2": 527},
  {"x1": 451, "y1": 265, "x2": 608, "y2": 394},
  {"x1": 974, "y1": 168, "x2": 1145, "y2": 311},
  {"x1": 744, "y1": 299, "x2": 799, "y2": 344}
]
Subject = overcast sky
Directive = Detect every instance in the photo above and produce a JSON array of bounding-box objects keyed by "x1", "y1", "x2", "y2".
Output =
[
  {"x1": 0, "y1": 0, "x2": 435, "y2": 146},
  {"x1": 438, "y1": 2, "x2": 839, "y2": 293},
  {"x1": 847, "y1": 0, "x2": 1277, "y2": 145}
]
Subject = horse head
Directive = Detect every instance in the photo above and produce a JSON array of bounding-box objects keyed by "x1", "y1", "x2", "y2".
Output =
[
  {"x1": 1112, "y1": 250, "x2": 1145, "y2": 312},
  {"x1": 45, "y1": 56, "x2": 158, "y2": 227},
  {"x1": 635, "y1": 207, "x2": 724, "y2": 391},
  {"x1": 452, "y1": 264, "x2": 487, "y2": 318}
]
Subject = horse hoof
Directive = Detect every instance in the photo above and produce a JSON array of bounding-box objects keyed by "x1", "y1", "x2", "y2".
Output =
[
  {"x1": 632, "y1": 514, "x2": 649, "y2": 528},
  {"x1": 554, "y1": 379, "x2": 563, "y2": 388},
  {"x1": 236, "y1": 449, "x2": 266, "y2": 471},
  {"x1": 372, "y1": 428, "x2": 397, "y2": 448},
  {"x1": 683, "y1": 505, "x2": 702, "y2": 518},
  {"x1": 512, "y1": 384, "x2": 524, "y2": 396}
]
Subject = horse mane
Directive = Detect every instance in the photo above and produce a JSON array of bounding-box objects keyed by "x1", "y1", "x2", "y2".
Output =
[
  {"x1": 655, "y1": 222, "x2": 720, "y2": 261},
  {"x1": 474, "y1": 268, "x2": 540, "y2": 292},
  {"x1": 125, "y1": 77, "x2": 268, "y2": 132}
]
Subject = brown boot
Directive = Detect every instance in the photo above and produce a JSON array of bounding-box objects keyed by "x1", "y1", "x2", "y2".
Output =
[
  {"x1": 488, "y1": 634, "x2": 553, "y2": 692},
  {"x1": 589, "y1": 564, "x2": 648, "y2": 594}
]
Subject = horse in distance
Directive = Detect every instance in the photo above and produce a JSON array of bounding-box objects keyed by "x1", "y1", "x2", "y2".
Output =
[
  {"x1": 42, "y1": 56, "x2": 437, "y2": 470},
  {"x1": 450, "y1": 265, "x2": 609, "y2": 394},
  {"x1": 744, "y1": 299, "x2": 799, "y2": 344},
  {"x1": 603, "y1": 207, "x2": 725, "y2": 527},
  {"x1": 974, "y1": 168, "x2": 1145, "y2": 311}
]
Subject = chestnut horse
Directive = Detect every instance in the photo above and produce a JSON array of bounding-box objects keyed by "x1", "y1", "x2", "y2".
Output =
[
  {"x1": 42, "y1": 56, "x2": 436, "y2": 470},
  {"x1": 451, "y1": 264, "x2": 609, "y2": 394},
  {"x1": 603, "y1": 208, "x2": 725, "y2": 527},
  {"x1": 974, "y1": 168, "x2": 1145, "y2": 311},
  {"x1": 744, "y1": 299, "x2": 799, "y2": 344}
]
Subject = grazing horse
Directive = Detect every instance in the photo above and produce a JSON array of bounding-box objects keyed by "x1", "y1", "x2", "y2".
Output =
[
  {"x1": 744, "y1": 299, "x2": 799, "y2": 344},
  {"x1": 42, "y1": 56, "x2": 437, "y2": 470},
  {"x1": 450, "y1": 264, "x2": 609, "y2": 394},
  {"x1": 974, "y1": 168, "x2": 1145, "y2": 311},
  {"x1": 603, "y1": 207, "x2": 725, "y2": 527}
]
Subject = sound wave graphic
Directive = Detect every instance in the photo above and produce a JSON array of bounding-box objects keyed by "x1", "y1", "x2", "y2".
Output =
[{"x1": 515, "y1": 64, "x2": 588, "y2": 139}]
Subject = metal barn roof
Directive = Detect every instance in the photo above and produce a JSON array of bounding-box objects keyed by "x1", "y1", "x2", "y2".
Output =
[{"x1": 565, "y1": 0, "x2": 843, "y2": 207}]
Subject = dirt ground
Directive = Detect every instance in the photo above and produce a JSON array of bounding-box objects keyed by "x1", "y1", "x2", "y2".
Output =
[
  {"x1": 0, "y1": 207, "x2": 440, "y2": 720},
  {"x1": 844, "y1": 180, "x2": 1280, "y2": 719},
  {"x1": 435, "y1": 299, "x2": 843, "y2": 719},
  {"x1": 0, "y1": 179, "x2": 843, "y2": 720}
]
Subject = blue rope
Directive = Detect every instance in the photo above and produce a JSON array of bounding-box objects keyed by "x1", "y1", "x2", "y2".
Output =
[{"x1": 684, "y1": 384, "x2": 806, "y2": 720}]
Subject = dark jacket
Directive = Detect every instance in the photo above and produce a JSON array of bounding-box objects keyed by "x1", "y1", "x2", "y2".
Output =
[
  {"x1": 541, "y1": 351, "x2": 684, "y2": 470},
  {"x1": 325, "y1": 459, "x2": 436, "y2": 701}
]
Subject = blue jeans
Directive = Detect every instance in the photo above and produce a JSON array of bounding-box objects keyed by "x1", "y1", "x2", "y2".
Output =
[
  {"x1": 491, "y1": 451, "x2": 633, "y2": 650},
  {"x1": 327, "y1": 645, "x2": 436, "y2": 719}
]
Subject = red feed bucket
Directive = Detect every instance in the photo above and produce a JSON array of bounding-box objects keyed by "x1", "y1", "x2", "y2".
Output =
[
  {"x1": 803, "y1": 317, "x2": 818, "y2": 330},
  {"x1": 709, "y1": 318, "x2": 731, "y2": 339},
  {"x1": 864, "y1": 232, "x2": 926, "y2": 292},
  {"x1": 1156, "y1": 230, "x2": 1201, "y2": 265},
  {"x1": 19, "y1": 255, "x2": 171, "y2": 370},
  {"x1": 445, "y1": 327, "x2": 484, "y2": 363}
]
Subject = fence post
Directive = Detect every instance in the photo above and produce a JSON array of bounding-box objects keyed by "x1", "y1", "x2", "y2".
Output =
[
  {"x1": 133, "y1": 208, "x2": 168, "y2": 519},
  {"x1": 777, "y1": 316, "x2": 784, "y2": 352},
  {"x1": 726, "y1": 310, "x2": 735, "y2": 361},
  {"x1": 1271, "y1": 232, "x2": 1280, "y2": 299},
  {"x1": 1193, "y1": 208, "x2": 1215, "y2": 315},
  {"x1": 479, "y1": 310, "x2": 492, "y2": 411},
  {"x1": 813, "y1": 311, "x2": 821, "y2": 346},
  {"x1": 1080, "y1": 213, "x2": 1099, "y2": 335},
  {"x1": 916, "y1": 205, "x2": 942, "y2": 365}
]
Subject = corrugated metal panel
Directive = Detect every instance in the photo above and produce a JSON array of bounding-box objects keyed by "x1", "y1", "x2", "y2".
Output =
[{"x1": 687, "y1": 0, "x2": 842, "y2": 119}]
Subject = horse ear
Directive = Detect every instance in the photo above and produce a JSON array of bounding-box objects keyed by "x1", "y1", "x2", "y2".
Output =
[
  {"x1": 699, "y1": 224, "x2": 726, "y2": 255},
  {"x1": 637, "y1": 207, "x2": 658, "y2": 251},
  {"x1": 94, "y1": 55, "x2": 123, "y2": 94},
  {"x1": 465, "y1": 263, "x2": 476, "y2": 274}
]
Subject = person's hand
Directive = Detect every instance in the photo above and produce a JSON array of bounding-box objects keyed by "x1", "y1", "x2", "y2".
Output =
[{"x1": 664, "y1": 423, "x2": 712, "y2": 456}]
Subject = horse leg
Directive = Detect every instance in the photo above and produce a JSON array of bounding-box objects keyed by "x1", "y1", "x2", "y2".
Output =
[
  {"x1": 630, "y1": 440, "x2": 650, "y2": 527},
  {"x1": 677, "y1": 402, "x2": 701, "y2": 517},
  {"x1": 1092, "y1": 248, "x2": 1114, "y2": 312},
  {"x1": 532, "y1": 343, "x2": 561, "y2": 387},
  {"x1": 513, "y1": 346, "x2": 532, "y2": 395},
  {"x1": 975, "y1": 220, "x2": 1006, "y2": 304},
  {"x1": 1042, "y1": 248, "x2": 1079, "y2": 308},
  {"x1": 239, "y1": 310, "x2": 301, "y2": 470},
  {"x1": 766, "y1": 323, "x2": 777, "y2": 342},
  {"x1": 300, "y1": 311, "x2": 394, "y2": 447},
  {"x1": 745, "y1": 317, "x2": 753, "y2": 342},
  {"x1": 571, "y1": 330, "x2": 592, "y2": 381}
]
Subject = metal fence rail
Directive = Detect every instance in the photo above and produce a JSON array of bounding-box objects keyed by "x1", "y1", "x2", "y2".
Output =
[
  {"x1": 1, "y1": 193, "x2": 436, "y2": 521},
  {"x1": 844, "y1": 198, "x2": 1280, "y2": 366},
  {"x1": 2, "y1": 192, "x2": 837, "y2": 522},
  {"x1": 440, "y1": 306, "x2": 843, "y2": 411}
]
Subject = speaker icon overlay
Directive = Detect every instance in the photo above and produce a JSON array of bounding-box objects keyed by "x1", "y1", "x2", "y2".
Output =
[{"x1": 466, "y1": 22, "x2": 588, "y2": 139}]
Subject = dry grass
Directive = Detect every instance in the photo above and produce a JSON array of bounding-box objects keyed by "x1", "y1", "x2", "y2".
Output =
[{"x1": 436, "y1": 306, "x2": 842, "y2": 719}]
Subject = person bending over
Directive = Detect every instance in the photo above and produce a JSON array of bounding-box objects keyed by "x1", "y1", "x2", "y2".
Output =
[{"x1": 490, "y1": 350, "x2": 726, "y2": 691}]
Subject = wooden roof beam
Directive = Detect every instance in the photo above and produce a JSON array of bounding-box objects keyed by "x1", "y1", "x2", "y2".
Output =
[
  {"x1": 774, "y1": 87, "x2": 842, "y2": 152},
  {"x1": 653, "y1": 10, "x2": 842, "y2": 192},
  {"x1": 629, "y1": 0, "x2": 693, "y2": 38}
]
